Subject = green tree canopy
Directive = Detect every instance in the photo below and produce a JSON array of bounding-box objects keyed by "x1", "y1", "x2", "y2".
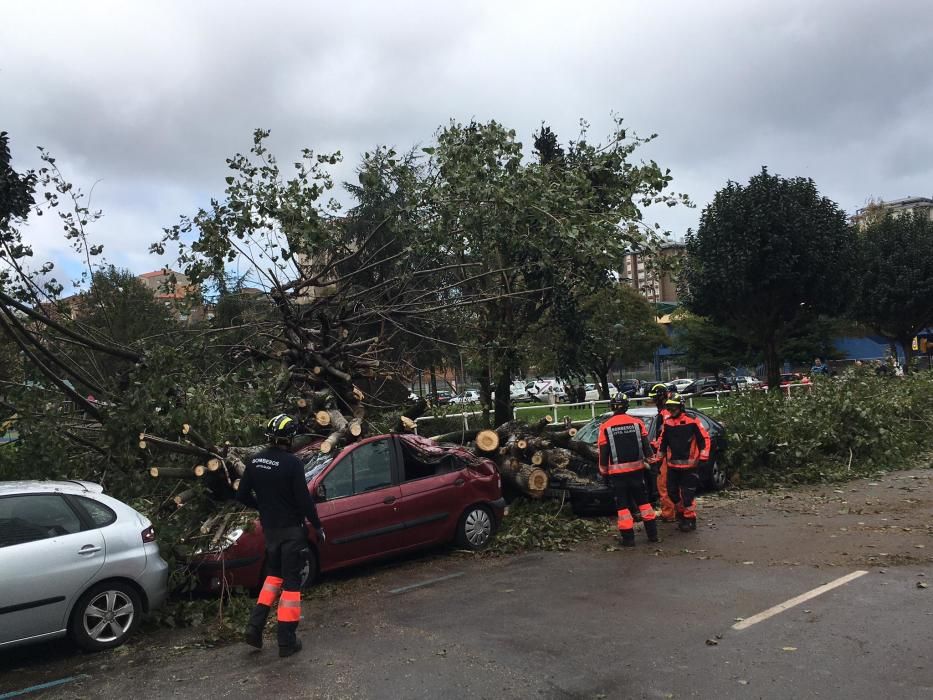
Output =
[
  {"x1": 852, "y1": 210, "x2": 933, "y2": 371},
  {"x1": 680, "y1": 167, "x2": 855, "y2": 389}
]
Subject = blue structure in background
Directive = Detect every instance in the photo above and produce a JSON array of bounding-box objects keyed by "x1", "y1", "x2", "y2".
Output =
[{"x1": 833, "y1": 336, "x2": 905, "y2": 362}]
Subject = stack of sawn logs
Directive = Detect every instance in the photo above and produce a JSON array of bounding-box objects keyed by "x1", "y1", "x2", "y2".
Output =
[{"x1": 430, "y1": 416, "x2": 600, "y2": 499}]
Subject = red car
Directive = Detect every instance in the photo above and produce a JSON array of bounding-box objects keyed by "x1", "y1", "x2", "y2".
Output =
[{"x1": 189, "y1": 434, "x2": 505, "y2": 592}]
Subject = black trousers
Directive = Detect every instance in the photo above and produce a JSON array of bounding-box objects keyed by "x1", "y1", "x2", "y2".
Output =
[
  {"x1": 263, "y1": 526, "x2": 308, "y2": 591},
  {"x1": 609, "y1": 471, "x2": 650, "y2": 522},
  {"x1": 666, "y1": 468, "x2": 699, "y2": 517}
]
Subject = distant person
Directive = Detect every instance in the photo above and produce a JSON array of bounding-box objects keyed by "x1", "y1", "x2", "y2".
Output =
[{"x1": 810, "y1": 358, "x2": 829, "y2": 376}]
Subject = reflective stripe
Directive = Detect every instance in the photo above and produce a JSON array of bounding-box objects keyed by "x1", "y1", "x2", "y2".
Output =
[
  {"x1": 638, "y1": 503, "x2": 656, "y2": 521},
  {"x1": 607, "y1": 460, "x2": 644, "y2": 474},
  {"x1": 257, "y1": 576, "x2": 284, "y2": 606},
  {"x1": 668, "y1": 459, "x2": 698, "y2": 469},
  {"x1": 277, "y1": 592, "x2": 302, "y2": 623},
  {"x1": 617, "y1": 509, "x2": 634, "y2": 531}
]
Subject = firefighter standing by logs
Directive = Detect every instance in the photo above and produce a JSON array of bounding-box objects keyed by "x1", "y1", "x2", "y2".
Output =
[
  {"x1": 236, "y1": 414, "x2": 325, "y2": 658},
  {"x1": 655, "y1": 394, "x2": 710, "y2": 532},
  {"x1": 597, "y1": 394, "x2": 659, "y2": 547},
  {"x1": 648, "y1": 382, "x2": 676, "y2": 522}
]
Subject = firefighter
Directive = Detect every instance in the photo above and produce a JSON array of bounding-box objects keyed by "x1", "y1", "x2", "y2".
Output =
[
  {"x1": 597, "y1": 394, "x2": 658, "y2": 546},
  {"x1": 656, "y1": 394, "x2": 710, "y2": 532},
  {"x1": 236, "y1": 413, "x2": 325, "y2": 658},
  {"x1": 648, "y1": 383, "x2": 676, "y2": 522}
]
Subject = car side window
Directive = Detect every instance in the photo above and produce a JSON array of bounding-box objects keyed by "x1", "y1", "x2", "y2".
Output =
[
  {"x1": 351, "y1": 439, "x2": 394, "y2": 494},
  {"x1": 0, "y1": 494, "x2": 82, "y2": 548},
  {"x1": 322, "y1": 457, "x2": 354, "y2": 500},
  {"x1": 73, "y1": 496, "x2": 117, "y2": 528}
]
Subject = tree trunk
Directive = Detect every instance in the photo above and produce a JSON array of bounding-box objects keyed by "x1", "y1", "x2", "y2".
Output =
[
  {"x1": 494, "y1": 365, "x2": 512, "y2": 428},
  {"x1": 898, "y1": 335, "x2": 914, "y2": 374},
  {"x1": 765, "y1": 337, "x2": 781, "y2": 392}
]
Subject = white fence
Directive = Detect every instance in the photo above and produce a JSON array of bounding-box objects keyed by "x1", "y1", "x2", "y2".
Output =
[{"x1": 412, "y1": 383, "x2": 813, "y2": 435}]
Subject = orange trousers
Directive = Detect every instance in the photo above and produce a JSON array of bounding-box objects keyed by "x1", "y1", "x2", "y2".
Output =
[{"x1": 656, "y1": 459, "x2": 676, "y2": 521}]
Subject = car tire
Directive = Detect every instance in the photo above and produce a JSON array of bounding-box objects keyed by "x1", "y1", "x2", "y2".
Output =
[
  {"x1": 69, "y1": 581, "x2": 142, "y2": 651},
  {"x1": 299, "y1": 547, "x2": 319, "y2": 589},
  {"x1": 456, "y1": 504, "x2": 496, "y2": 551},
  {"x1": 706, "y1": 459, "x2": 727, "y2": 491}
]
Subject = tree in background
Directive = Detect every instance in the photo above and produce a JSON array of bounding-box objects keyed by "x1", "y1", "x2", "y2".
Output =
[
  {"x1": 570, "y1": 284, "x2": 666, "y2": 398},
  {"x1": 851, "y1": 210, "x2": 933, "y2": 372},
  {"x1": 680, "y1": 168, "x2": 855, "y2": 390},
  {"x1": 671, "y1": 310, "x2": 752, "y2": 378},
  {"x1": 426, "y1": 119, "x2": 688, "y2": 424}
]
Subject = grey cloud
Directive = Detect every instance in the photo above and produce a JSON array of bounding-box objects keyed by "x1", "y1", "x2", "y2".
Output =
[{"x1": 2, "y1": 0, "x2": 933, "y2": 271}]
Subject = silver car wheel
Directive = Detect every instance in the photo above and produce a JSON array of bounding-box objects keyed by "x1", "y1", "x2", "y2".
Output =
[
  {"x1": 83, "y1": 590, "x2": 135, "y2": 644},
  {"x1": 464, "y1": 507, "x2": 492, "y2": 546},
  {"x1": 710, "y1": 460, "x2": 727, "y2": 490}
]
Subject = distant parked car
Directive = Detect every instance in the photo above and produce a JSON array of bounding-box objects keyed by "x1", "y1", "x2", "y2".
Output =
[
  {"x1": 450, "y1": 390, "x2": 481, "y2": 405},
  {"x1": 559, "y1": 407, "x2": 728, "y2": 516},
  {"x1": 734, "y1": 376, "x2": 762, "y2": 391},
  {"x1": 0, "y1": 481, "x2": 169, "y2": 651},
  {"x1": 682, "y1": 377, "x2": 733, "y2": 395},
  {"x1": 616, "y1": 379, "x2": 641, "y2": 398},
  {"x1": 430, "y1": 390, "x2": 453, "y2": 406},
  {"x1": 666, "y1": 378, "x2": 694, "y2": 393},
  {"x1": 584, "y1": 383, "x2": 619, "y2": 401},
  {"x1": 187, "y1": 435, "x2": 506, "y2": 592}
]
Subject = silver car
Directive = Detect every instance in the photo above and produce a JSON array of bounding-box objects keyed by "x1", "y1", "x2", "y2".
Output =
[{"x1": 0, "y1": 480, "x2": 168, "y2": 651}]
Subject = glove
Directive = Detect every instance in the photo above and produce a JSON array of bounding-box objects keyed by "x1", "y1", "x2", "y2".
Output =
[{"x1": 316, "y1": 527, "x2": 326, "y2": 544}]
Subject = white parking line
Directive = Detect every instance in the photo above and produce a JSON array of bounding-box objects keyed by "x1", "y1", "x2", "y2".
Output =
[
  {"x1": 389, "y1": 572, "x2": 464, "y2": 595},
  {"x1": 732, "y1": 570, "x2": 869, "y2": 631}
]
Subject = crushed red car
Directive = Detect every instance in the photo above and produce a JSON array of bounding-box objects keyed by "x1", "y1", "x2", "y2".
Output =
[{"x1": 187, "y1": 434, "x2": 505, "y2": 592}]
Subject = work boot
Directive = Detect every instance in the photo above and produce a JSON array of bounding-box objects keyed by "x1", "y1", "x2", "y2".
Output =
[
  {"x1": 619, "y1": 530, "x2": 636, "y2": 548},
  {"x1": 244, "y1": 624, "x2": 263, "y2": 649},
  {"x1": 644, "y1": 520, "x2": 659, "y2": 543},
  {"x1": 245, "y1": 604, "x2": 270, "y2": 648},
  {"x1": 678, "y1": 518, "x2": 696, "y2": 533},
  {"x1": 279, "y1": 638, "x2": 303, "y2": 658}
]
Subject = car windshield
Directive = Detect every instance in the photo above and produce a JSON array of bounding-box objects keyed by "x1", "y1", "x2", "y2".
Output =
[{"x1": 304, "y1": 452, "x2": 333, "y2": 483}]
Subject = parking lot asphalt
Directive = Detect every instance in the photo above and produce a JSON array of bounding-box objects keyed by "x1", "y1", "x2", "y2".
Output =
[{"x1": 2, "y1": 470, "x2": 932, "y2": 699}]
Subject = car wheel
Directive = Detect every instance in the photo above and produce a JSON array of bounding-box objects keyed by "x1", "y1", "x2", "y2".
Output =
[
  {"x1": 456, "y1": 504, "x2": 496, "y2": 550},
  {"x1": 706, "y1": 459, "x2": 727, "y2": 491},
  {"x1": 69, "y1": 581, "x2": 142, "y2": 651},
  {"x1": 299, "y1": 547, "x2": 319, "y2": 589}
]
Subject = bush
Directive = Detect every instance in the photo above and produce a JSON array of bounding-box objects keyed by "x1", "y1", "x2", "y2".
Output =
[{"x1": 717, "y1": 370, "x2": 933, "y2": 487}]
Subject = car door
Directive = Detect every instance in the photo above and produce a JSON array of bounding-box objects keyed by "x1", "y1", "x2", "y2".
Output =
[
  {"x1": 0, "y1": 493, "x2": 105, "y2": 646},
  {"x1": 396, "y1": 443, "x2": 467, "y2": 547},
  {"x1": 314, "y1": 437, "x2": 406, "y2": 570}
]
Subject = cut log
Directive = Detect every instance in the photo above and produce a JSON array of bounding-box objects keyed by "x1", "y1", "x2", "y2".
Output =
[
  {"x1": 148, "y1": 466, "x2": 197, "y2": 479},
  {"x1": 348, "y1": 419, "x2": 363, "y2": 438},
  {"x1": 138, "y1": 440, "x2": 147, "y2": 450},
  {"x1": 210, "y1": 513, "x2": 233, "y2": 548},
  {"x1": 181, "y1": 424, "x2": 216, "y2": 452},
  {"x1": 530, "y1": 450, "x2": 545, "y2": 466},
  {"x1": 327, "y1": 409, "x2": 348, "y2": 432},
  {"x1": 516, "y1": 438, "x2": 528, "y2": 450},
  {"x1": 315, "y1": 410, "x2": 332, "y2": 428},
  {"x1": 394, "y1": 399, "x2": 427, "y2": 433},
  {"x1": 474, "y1": 430, "x2": 500, "y2": 453},
  {"x1": 430, "y1": 429, "x2": 479, "y2": 444},
  {"x1": 534, "y1": 416, "x2": 554, "y2": 431},
  {"x1": 174, "y1": 488, "x2": 197, "y2": 506},
  {"x1": 206, "y1": 458, "x2": 222, "y2": 472},
  {"x1": 545, "y1": 447, "x2": 573, "y2": 470},
  {"x1": 319, "y1": 427, "x2": 347, "y2": 454},
  {"x1": 508, "y1": 463, "x2": 548, "y2": 498},
  {"x1": 193, "y1": 464, "x2": 206, "y2": 477}
]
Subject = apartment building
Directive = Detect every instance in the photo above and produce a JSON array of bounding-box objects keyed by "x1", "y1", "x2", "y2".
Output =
[
  {"x1": 620, "y1": 242, "x2": 684, "y2": 303},
  {"x1": 850, "y1": 196, "x2": 933, "y2": 228}
]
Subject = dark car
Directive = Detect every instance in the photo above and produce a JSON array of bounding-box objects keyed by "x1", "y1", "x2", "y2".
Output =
[
  {"x1": 682, "y1": 377, "x2": 733, "y2": 395},
  {"x1": 187, "y1": 434, "x2": 505, "y2": 593},
  {"x1": 557, "y1": 407, "x2": 728, "y2": 516},
  {"x1": 616, "y1": 379, "x2": 641, "y2": 398}
]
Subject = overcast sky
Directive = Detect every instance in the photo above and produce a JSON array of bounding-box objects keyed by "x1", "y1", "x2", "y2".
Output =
[{"x1": 3, "y1": 0, "x2": 932, "y2": 285}]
